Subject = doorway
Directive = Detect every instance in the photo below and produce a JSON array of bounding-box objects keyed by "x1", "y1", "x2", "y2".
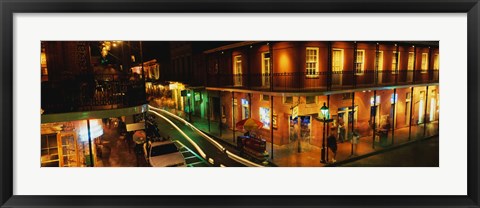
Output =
[
  {"x1": 418, "y1": 91, "x2": 425, "y2": 124},
  {"x1": 338, "y1": 106, "x2": 358, "y2": 135},
  {"x1": 332, "y1": 49, "x2": 344, "y2": 86},
  {"x1": 241, "y1": 98, "x2": 249, "y2": 119}
]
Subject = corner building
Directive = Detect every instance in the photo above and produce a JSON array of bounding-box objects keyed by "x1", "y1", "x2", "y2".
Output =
[{"x1": 199, "y1": 41, "x2": 439, "y2": 164}]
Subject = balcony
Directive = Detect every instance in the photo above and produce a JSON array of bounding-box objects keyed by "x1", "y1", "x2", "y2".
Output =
[
  {"x1": 41, "y1": 74, "x2": 146, "y2": 114},
  {"x1": 207, "y1": 70, "x2": 439, "y2": 92}
]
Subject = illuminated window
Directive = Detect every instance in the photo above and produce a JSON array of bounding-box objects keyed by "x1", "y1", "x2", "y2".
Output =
[
  {"x1": 233, "y1": 55, "x2": 242, "y2": 86},
  {"x1": 390, "y1": 93, "x2": 398, "y2": 104},
  {"x1": 421, "y1": 53, "x2": 429, "y2": 72},
  {"x1": 392, "y1": 51, "x2": 400, "y2": 73},
  {"x1": 332, "y1": 49, "x2": 344, "y2": 72},
  {"x1": 370, "y1": 95, "x2": 380, "y2": 106},
  {"x1": 41, "y1": 49, "x2": 48, "y2": 77},
  {"x1": 407, "y1": 52, "x2": 415, "y2": 70},
  {"x1": 433, "y1": 54, "x2": 439, "y2": 70},
  {"x1": 306, "y1": 47, "x2": 319, "y2": 78},
  {"x1": 355, "y1": 50, "x2": 365, "y2": 74},
  {"x1": 262, "y1": 52, "x2": 271, "y2": 87},
  {"x1": 259, "y1": 107, "x2": 271, "y2": 129},
  {"x1": 376, "y1": 51, "x2": 384, "y2": 71}
]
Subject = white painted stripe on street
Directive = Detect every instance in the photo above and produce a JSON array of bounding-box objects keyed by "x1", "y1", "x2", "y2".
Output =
[
  {"x1": 149, "y1": 110, "x2": 207, "y2": 159},
  {"x1": 149, "y1": 105, "x2": 265, "y2": 167}
]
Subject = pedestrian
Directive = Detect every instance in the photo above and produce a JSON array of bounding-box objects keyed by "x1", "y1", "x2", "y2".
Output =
[
  {"x1": 338, "y1": 118, "x2": 346, "y2": 143},
  {"x1": 327, "y1": 131, "x2": 338, "y2": 163}
]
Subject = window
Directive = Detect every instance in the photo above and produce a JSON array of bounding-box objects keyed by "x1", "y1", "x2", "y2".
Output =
[
  {"x1": 262, "y1": 52, "x2": 271, "y2": 87},
  {"x1": 233, "y1": 55, "x2": 242, "y2": 86},
  {"x1": 259, "y1": 107, "x2": 271, "y2": 129},
  {"x1": 332, "y1": 49, "x2": 344, "y2": 72},
  {"x1": 41, "y1": 134, "x2": 59, "y2": 167},
  {"x1": 433, "y1": 54, "x2": 439, "y2": 70},
  {"x1": 355, "y1": 50, "x2": 365, "y2": 74},
  {"x1": 376, "y1": 51, "x2": 384, "y2": 71},
  {"x1": 421, "y1": 53, "x2": 429, "y2": 72},
  {"x1": 392, "y1": 51, "x2": 400, "y2": 73},
  {"x1": 262, "y1": 94, "x2": 270, "y2": 101},
  {"x1": 407, "y1": 52, "x2": 415, "y2": 70},
  {"x1": 370, "y1": 95, "x2": 380, "y2": 106},
  {"x1": 306, "y1": 47, "x2": 319, "y2": 78},
  {"x1": 390, "y1": 93, "x2": 398, "y2": 104},
  {"x1": 306, "y1": 96, "x2": 317, "y2": 104},
  {"x1": 284, "y1": 96, "x2": 293, "y2": 104}
]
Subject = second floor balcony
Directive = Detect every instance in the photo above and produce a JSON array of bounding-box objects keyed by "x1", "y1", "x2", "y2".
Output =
[
  {"x1": 42, "y1": 73, "x2": 146, "y2": 114},
  {"x1": 207, "y1": 69, "x2": 439, "y2": 92}
]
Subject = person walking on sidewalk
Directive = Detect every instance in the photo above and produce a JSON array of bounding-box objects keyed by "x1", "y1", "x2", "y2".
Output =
[
  {"x1": 338, "y1": 118, "x2": 346, "y2": 143},
  {"x1": 327, "y1": 131, "x2": 338, "y2": 163}
]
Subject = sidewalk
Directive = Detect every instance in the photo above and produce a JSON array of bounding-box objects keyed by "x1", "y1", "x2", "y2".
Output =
[{"x1": 154, "y1": 105, "x2": 439, "y2": 167}]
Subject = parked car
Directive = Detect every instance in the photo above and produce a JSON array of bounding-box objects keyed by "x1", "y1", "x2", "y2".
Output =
[{"x1": 143, "y1": 140, "x2": 186, "y2": 167}]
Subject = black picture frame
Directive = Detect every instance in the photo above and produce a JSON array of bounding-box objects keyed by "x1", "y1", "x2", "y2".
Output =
[{"x1": 1, "y1": 0, "x2": 479, "y2": 207}]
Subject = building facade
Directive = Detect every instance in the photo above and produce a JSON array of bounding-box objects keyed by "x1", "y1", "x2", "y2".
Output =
[
  {"x1": 196, "y1": 41, "x2": 439, "y2": 162},
  {"x1": 40, "y1": 41, "x2": 148, "y2": 167}
]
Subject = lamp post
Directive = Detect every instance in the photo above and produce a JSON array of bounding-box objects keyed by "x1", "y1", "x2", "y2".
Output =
[
  {"x1": 318, "y1": 102, "x2": 332, "y2": 164},
  {"x1": 187, "y1": 91, "x2": 192, "y2": 122}
]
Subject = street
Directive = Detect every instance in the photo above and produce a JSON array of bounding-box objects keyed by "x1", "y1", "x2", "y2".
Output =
[
  {"x1": 341, "y1": 136, "x2": 439, "y2": 167},
  {"x1": 149, "y1": 108, "x2": 248, "y2": 167}
]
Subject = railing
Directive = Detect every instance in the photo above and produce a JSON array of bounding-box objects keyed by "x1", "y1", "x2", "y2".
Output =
[
  {"x1": 41, "y1": 74, "x2": 146, "y2": 114},
  {"x1": 207, "y1": 69, "x2": 439, "y2": 91}
]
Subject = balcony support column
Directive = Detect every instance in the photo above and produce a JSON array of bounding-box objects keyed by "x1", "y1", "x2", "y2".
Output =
[
  {"x1": 408, "y1": 87, "x2": 414, "y2": 140},
  {"x1": 219, "y1": 91, "x2": 222, "y2": 137},
  {"x1": 326, "y1": 94, "x2": 330, "y2": 161},
  {"x1": 392, "y1": 88, "x2": 397, "y2": 145},
  {"x1": 424, "y1": 86, "x2": 429, "y2": 137},
  {"x1": 413, "y1": 46, "x2": 417, "y2": 83},
  {"x1": 375, "y1": 43, "x2": 379, "y2": 86},
  {"x1": 207, "y1": 91, "x2": 211, "y2": 133},
  {"x1": 395, "y1": 43, "x2": 399, "y2": 84},
  {"x1": 232, "y1": 91, "x2": 235, "y2": 143},
  {"x1": 87, "y1": 119, "x2": 94, "y2": 167},
  {"x1": 372, "y1": 90, "x2": 377, "y2": 149},
  {"x1": 351, "y1": 92, "x2": 355, "y2": 156},
  {"x1": 269, "y1": 42, "x2": 274, "y2": 91},
  {"x1": 353, "y1": 41, "x2": 357, "y2": 88},
  {"x1": 270, "y1": 95, "x2": 274, "y2": 159},
  {"x1": 327, "y1": 41, "x2": 332, "y2": 90}
]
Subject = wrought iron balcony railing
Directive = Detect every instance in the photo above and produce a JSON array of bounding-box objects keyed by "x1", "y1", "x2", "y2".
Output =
[
  {"x1": 207, "y1": 69, "x2": 439, "y2": 92},
  {"x1": 41, "y1": 74, "x2": 146, "y2": 114}
]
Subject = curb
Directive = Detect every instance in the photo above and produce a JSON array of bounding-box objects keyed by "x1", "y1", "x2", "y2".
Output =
[{"x1": 326, "y1": 134, "x2": 439, "y2": 167}]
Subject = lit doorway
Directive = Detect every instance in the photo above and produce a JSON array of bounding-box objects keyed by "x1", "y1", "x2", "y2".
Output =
[
  {"x1": 405, "y1": 92, "x2": 411, "y2": 125},
  {"x1": 430, "y1": 90, "x2": 436, "y2": 121},
  {"x1": 338, "y1": 106, "x2": 358, "y2": 135},
  {"x1": 418, "y1": 91, "x2": 425, "y2": 124},
  {"x1": 241, "y1": 98, "x2": 249, "y2": 119}
]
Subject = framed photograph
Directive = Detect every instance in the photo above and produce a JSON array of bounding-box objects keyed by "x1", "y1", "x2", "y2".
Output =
[{"x1": 1, "y1": 0, "x2": 479, "y2": 208}]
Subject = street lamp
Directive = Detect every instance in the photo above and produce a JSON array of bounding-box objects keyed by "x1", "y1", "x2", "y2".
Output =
[
  {"x1": 318, "y1": 102, "x2": 332, "y2": 164},
  {"x1": 187, "y1": 91, "x2": 192, "y2": 122}
]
